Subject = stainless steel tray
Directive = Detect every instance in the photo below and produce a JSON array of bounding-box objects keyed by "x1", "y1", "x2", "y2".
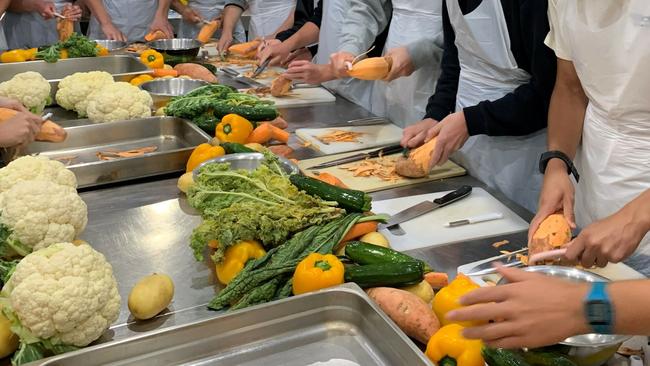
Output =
[
  {"x1": 0, "y1": 55, "x2": 149, "y2": 100},
  {"x1": 37, "y1": 284, "x2": 432, "y2": 366},
  {"x1": 14, "y1": 117, "x2": 210, "y2": 188}
]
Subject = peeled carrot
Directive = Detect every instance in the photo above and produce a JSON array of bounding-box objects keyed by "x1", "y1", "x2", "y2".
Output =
[
  {"x1": 424, "y1": 272, "x2": 449, "y2": 290},
  {"x1": 246, "y1": 122, "x2": 290, "y2": 144},
  {"x1": 340, "y1": 221, "x2": 379, "y2": 244},
  {"x1": 314, "y1": 172, "x2": 348, "y2": 188},
  {"x1": 144, "y1": 30, "x2": 168, "y2": 42},
  {"x1": 151, "y1": 69, "x2": 179, "y2": 77}
]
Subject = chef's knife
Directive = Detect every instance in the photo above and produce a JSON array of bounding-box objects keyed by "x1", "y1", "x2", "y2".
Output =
[
  {"x1": 306, "y1": 144, "x2": 405, "y2": 170},
  {"x1": 220, "y1": 67, "x2": 267, "y2": 88},
  {"x1": 384, "y1": 185, "x2": 473, "y2": 229},
  {"x1": 251, "y1": 58, "x2": 271, "y2": 78}
]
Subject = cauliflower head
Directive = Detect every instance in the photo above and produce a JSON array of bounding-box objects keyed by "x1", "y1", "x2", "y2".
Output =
[
  {"x1": 55, "y1": 71, "x2": 114, "y2": 117},
  {"x1": 5, "y1": 242, "x2": 121, "y2": 347},
  {"x1": 0, "y1": 156, "x2": 77, "y2": 192},
  {"x1": 0, "y1": 180, "x2": 87, "y2": 253},
  {"x1": 0, "y1": 72, "x2": 51, "y2": 114},
  {"x1": 86, "y1": 82, "x2": 153, "y2": 123}
]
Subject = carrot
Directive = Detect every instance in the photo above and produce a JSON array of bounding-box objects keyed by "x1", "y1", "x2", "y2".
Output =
[
  {"x1": 144, "y1": 30, "x2": 168, "y2": 42},
  {"x1": 424, "y1": 272, "x2": 449, "y2": 290},
  {"x1": 0, "y1": 108, "x2": 66, "y2": 143},
  {"x1": 196, "y1": 19, "x2": 221, "y2": 43},
  {"x1": 340, "y1": 221, "x2": 378, "y2": 244},
  {"x1": 151, "y1": 69, "x2": 179, "y2": 77},
  {"x1": 314, "y1": 172, "x2": 348, "y2": 188},
  {"x1": 246, "y1": 122, "x2": 290, "y2": 144}
]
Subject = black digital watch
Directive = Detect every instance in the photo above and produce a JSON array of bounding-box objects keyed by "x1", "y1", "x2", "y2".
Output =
[{"x1": 539, "y1": 150, "x2": 580, "y2": 182}]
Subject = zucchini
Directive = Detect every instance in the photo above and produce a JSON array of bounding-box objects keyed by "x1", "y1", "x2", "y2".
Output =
[
  {"x1": 221, "y1": 142, "x2": 256, "y2": 154},
  {"x1": 289, "y1": 175, "x2": 372, "y2": 212},
  {"x1": 483, "y1": 348, "x2": 531, "y2": 366},
  {"x1": 439, "y1": 357, "x2": 457, "y2": 366},
  {"x1": 212, "y1": 101, "x2": 279, "y2": 121},
  {"x1": 344, "y1": 261, "x2": 423, "y2": 288},
  {"x1": 344, "y1": 241, "x2": 432, "y2": 271},
  {"x1": 521, "y1": 351, "x2": 576, "y2": 366}
]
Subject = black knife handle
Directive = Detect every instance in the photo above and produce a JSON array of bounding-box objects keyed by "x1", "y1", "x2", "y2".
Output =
[
  {"x1": 433, "y1": 185, "x2": 472, "y2": 206},
  {"x1": 369, "y1": 144, "x2": 405, "y2": 158}
]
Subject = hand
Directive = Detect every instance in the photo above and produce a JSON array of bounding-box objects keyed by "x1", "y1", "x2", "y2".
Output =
[
  {"x1": 528, "y1": 159, "x2": 577, "y2": 242},
  {"x1": 101, "y1": 22, "x2": 126, "y2": 41},
  {"x1": 384, "y1": 46, "x2": 414, "y2": 82},
  {"x1": 258, "y1": 41, "x2": 290, "y2": 66},
  {"x1": 329, "y1": 51, "x2": 355, "y2": 78},
  {"x1": 446, "y1": 266, "x2": 590, "y2": 349},
  {"x1": 149, "y1": 15, "x2": 174, "y2": 39},
  {"x1": 0, "y1": 97, "x2": 28, "y2": 112},
  {"x1": 400, "y1": 118, "x2": 437, "y2": 148},
  {"x1": 0, "y1": 112, "x2": 43, "y2": 148},
  {"x1": 284, "y1": 60, "x2": 335, "y2": 85},
  {"x1": 217, "y1": 32, "x2": 233, "y2": 55},
  {"x1": 564, "y1": 199, "x2": 649, "y2": 267},
  {"x1": 283, "y1": 47, "x2": 312, "y2": 66},
  {"x1": 37, "y1": 1, "x2": 57, "y2": 19},
  {"x1": 180, "y1": 6, "x2": 202, "y2": 23},
  {"x1": 61, "y1": 4, "x2": 82, "y2": 22},
  {"x1": 424, "y1": 111, "x2": 469, "y2": 166}
]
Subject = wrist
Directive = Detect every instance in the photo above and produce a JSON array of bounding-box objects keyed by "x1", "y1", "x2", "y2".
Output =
[
  {"x1": 626, "y1": 190, "x2": 650, "y2": 232},
  {"x1": 546, "y1": 158, "x2": 570, "y2": 175}
]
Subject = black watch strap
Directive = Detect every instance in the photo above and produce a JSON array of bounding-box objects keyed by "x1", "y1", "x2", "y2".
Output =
[{"x1": 539, "y1": 150, "x2": 580, "y2": 182}]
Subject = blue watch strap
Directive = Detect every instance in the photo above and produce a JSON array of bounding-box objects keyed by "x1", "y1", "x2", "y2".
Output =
[{"x1": 585, "y1": 282, "x2": 614, "y2": 334}]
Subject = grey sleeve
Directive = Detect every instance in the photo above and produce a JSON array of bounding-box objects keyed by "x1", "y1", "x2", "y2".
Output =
[
  {"x1": 405, "y1": 32, "x2": 443, "y2": 71},
  {"x1": 338, "y1": 0, "x2": 391, "y2": 55}
]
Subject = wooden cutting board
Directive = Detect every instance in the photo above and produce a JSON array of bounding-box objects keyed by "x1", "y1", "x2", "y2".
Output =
[
  {"x1": 372, "y1": 188, "x2": 530, "y2": 251},
  {"x1": 295, "y1": 125, "x2": 405, "y2": 155},
  {"x1": 297, "y1": 149, "x2": 466, "y2": 192}
]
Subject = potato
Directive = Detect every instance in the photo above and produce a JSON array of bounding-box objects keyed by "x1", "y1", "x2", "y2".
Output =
[
  {"x1": 400, "y1": 280, "x2": 435, "y2": 304},
  {"x1": 0, "y1": 311, "x2": 18, "y2": 358},
  {"x1": 244, "y1": 143, "x2": 265, "y2": 152},
  {"x1": 177, "y1": 172, "x2": 194, "y2": 194},
  {"x1": 128, "y1": 273, "x2": 175, "y2": 320},
  {"x1": 359, "y1": 232, "x2": 390, "y2": 248},
  {"x1": 367, "y1": 287, "x2": 440, "y2": 343}
]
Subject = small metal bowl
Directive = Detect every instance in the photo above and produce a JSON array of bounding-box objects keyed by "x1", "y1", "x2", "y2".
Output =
[
  {"x1": 140, "y1": 78, "x2": 208, "y2": 108},
  {"x1": 193, "y1": 153, "x2": 300, "y2": 179},
  {"x1": 147, "y1": 38, "x2": 202, "y2": 62},
  {"x1": 498, "y1": 266, "x2": 630, "y2": 366},
  {"x1": 93, "y1": 39, "x2": 127, "y2": 52}
]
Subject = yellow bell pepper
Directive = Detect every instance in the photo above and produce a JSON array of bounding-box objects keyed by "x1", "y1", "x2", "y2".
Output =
[
  {"x1": 140, "y1": 49, "x2": 165, "y2": 69},
  {"x1": 292, "y1": 253, "x2": 344, "y2": 295},
  {"x1": 186, "y1": 143, "x2": 225, "y2": 172},
  {"x1": 425, "y1": 324, "x2": 484, "y2": 366},
  {"x1": 22, "y1": 48, "x2": 37, "y2": 61},
  {"x1": 433, "y1": 274, "x2": 485, "y2": 327},
  {"x1": 0, "y1": 50, "x2": 26, "y2": 63},
  {"x1": 59, "y1": 49, "x2": 69, "y2": 59},
  {"x1": 215, "y1": 114, "x2": 254, "y2": 143},
  {"x1": 130, "y1": 74, "x2": 155, "y2": 86},
  {"x1": 216, "y1": 240, "x2": 266, "y2": 285},
  {"x1": 96, "y1": 44, "x2": 109, "y2": 56}
]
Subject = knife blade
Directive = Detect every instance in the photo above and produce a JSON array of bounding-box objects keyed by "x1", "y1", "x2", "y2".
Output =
[
  {"x1": 305, "y1": 144, "x2": 405, "y2": 170},
  {"x1": 461, "y1": 248, "x2": 528, "y2": 277},
  {"x1": 251, "y1": 58, "x2": 271, "y2": 78},
  {"x1": 346, "y1": 117, "x2": 390, "y2": 126},
  {"x1": 384, "y1": 185, "x2": 473, "y2": 228},
  {"x1": 233, "y1": 76, "x2": 267, "y2": 88}
]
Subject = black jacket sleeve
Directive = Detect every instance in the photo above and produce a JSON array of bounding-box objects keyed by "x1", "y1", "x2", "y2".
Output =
[
  {"x1": 424, "y1": 0, "x2": 460, "y2": 122},
  {"x1": 462, "y1": 0, "x2": 556, "y2": 136},
  {"x1": 276, "y1": 0, "x2": 313, "y2": 41}
]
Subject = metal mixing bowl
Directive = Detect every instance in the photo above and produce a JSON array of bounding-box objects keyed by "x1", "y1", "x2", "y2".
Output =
[
  {"x1": 140, "y1": 78, "x2": 208, "y2": 108},
  {"x1": 147, "y1": 39, "x2": 202, "y2": 63},
  {"x1": 498, "y1": 266, "x2": 630, "y2": 366},
  {"x1": 193, "y1": 153, "x2": 300, "y2": 179},
  {"x1": 93, "y1": 40, "x2": 127, "y2": 52}
]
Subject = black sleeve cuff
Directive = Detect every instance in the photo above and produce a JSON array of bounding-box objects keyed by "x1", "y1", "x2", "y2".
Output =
[{"x1": 463, "y1": 105, "x2": 488, "y2": 136}]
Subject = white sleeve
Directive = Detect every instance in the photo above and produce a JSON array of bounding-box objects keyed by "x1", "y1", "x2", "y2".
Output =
[{"x1": 544, "y1": 0, "x2": 572, "y2": 61}]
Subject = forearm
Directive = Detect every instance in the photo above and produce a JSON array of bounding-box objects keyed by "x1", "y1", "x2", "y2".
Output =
[
  {"x1": 155, "y1": 0, "x2": 171, "y2": 18},
  {"x1": 282, "y1": 22, "x2": 319, "y2": 52},
  {"x1": 626, "y1": 189, "x2": 650, "y2": 233},
  {"x1": 339, "y1": 0, "x2": 390, "y2": 55},
  {"x1": 85, "y1": 0, "x2": 113, "y2": 25},
  {"x1": 609, "y1": 280, "x2": 650, "y2": 334},
  {"x1": 0, "y1": 0, "x2": 9, "y2": 14},
  {"x1": 8, "y1": 0, "x2": 42, "y2": 12},
  {"x1": 170, "y1": 0, "x2": 187, "y2": 14},
  {"x1": 221, "y1": 5, "x2": 243, "y2": 37}
]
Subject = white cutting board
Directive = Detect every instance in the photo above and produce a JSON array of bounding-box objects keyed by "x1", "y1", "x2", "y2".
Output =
[
  {"x1": 295, "y1": 125, "x2": 404, "y2": 155},
  {"x1": 258, "y1": 87, "x2": 336, "y2": 108},
  {"x1": 372, "y1": 188, "x2": 529, "y2": 251}
]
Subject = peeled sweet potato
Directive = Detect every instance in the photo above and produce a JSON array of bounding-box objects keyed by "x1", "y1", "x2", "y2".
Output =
[
  {"x1": 529, "y1": 213, "x2": 572, "y2": 257},
  {"x1": 173, "y1": 63, "x2": 218, "y2": 83},
  {"x1": 196, "y1": 19, "x2": 221, "y2": 43},
  {"x1": 144, "y1": 30, "x2": 168, "y2": 42},
  {"x1": 228, "y1": 40, "x2": 261, "y2": 58},
  {"x1": 270, "y1": 75, "x2": 292, "y2": 97},
  {"x1": 367, "y1": 287, "x2": 440, "y2": 343},
  {"x1": 347, "y1": 56, "x2": 393, "y2": 80},
  {"x1": 0, "y1": 108, "x2": 66, "y2": 143},
  {"x1": 395, "y1": 137, "x2": 438, "y2": 178}
]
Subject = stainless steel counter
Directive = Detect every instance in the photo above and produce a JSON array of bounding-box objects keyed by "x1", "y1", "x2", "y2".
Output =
[{"x1": 72, "y1": 75, "x2": 533, "y2": 345}]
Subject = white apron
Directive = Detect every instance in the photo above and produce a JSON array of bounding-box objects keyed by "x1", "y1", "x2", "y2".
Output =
[
  {"x1": 3, "y1": 0, "x2": 79, "y2": 49},
  {"x1": 88, "y1": 0, "x2": 158, "y2": 42},
  {"x1": 371, "y1": 0, "x2": 443, "y2": 127},
  {"x1": 447, "y1": 0, "x2": 546, "y2": 213},
  {"x1": 247, "y1": 0, "x2": 295, "y2": 40},
  {"x1": 177, "y1": 0, "x2": 245, "y2": 41},
  {"x1": 559, "y1": 1, "x2": 650, "y2": 260},
  {"x1": 315, "y1": 0, "x2": 373, "y2": 112}
]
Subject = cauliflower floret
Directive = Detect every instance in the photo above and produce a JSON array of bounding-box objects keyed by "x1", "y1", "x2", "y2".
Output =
[
  {"x1": 85, "y1": 82, "x2": 153, "y2": 123},
  {"x1": 5, "y1": 242, "x2": 121, "y2": 347},
  {"x1": 55, "y1": 71, "x2": 114, "y2": 117},
  {"x1": 0, "y1": 180, "x2": 87, "y2": 252},
  {"x1": 0, "y1": 156, "x2": 77, "y2": 192},
  {"x1": 0, "y1": 71, "x2": 51, "y2": 114}
]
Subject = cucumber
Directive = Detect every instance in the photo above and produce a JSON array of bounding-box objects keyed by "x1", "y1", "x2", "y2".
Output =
[
  {"x1": 212, "y1": 101, "x2": 279, "y2": 121},
  {"x1": 289, "y1": 175, "x2": 372, "y2": 212},
  {"x1": 344, "y1": 241, "x2": 432, "y2": 271},
  {"x1": 521, "y1": 351, "x2": 577, "y2": 366},
  {"x1": 483, "y1": 348, "x2": 531, "y2": 366},
  {"x1": 221, "y1": 142, "x2": 256, "y2": 154},
  {"x1": 344, "y1": 261, "x2": 423, "y2": 288}
]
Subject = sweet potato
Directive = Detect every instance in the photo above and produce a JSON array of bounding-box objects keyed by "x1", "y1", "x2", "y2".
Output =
[
  {"x1": 228, "y1": 40, "x2": 261, "y2": 58},
  {"x1": 196, "y1": 19, "x2": 221, "y2": 43},
  {"x1": 529, "y1": 213, "x2": 572, "y2": 257},
  {"x1": 144, "y1": 30, "x2": 168, "y2": 42},
  {"x1": 314, "y1": 172, "x2": 348, "y2": 188},
  {"x1": 395, "y1": 137, "x2": 438, "y2": 178},
  {"x1": 367, "y1": 287, "x2": 440, "y2": 343},
  {"x1": 0, "y1": 108, "x2": 66, "y2": 143},
  {"x1": 267, "y1": 144, "x2": 294, "y2": 158},
  {"x1": 347, "y1": 56, "x2": 393, "y2": 80},
  {"x1": 270, "y1": 75, "x2": 292, "y2": 97},
  {"x1": 269, "y1": 116, "x2": 288, "y2": 130},
  {"x1": 173, "y1": 63, "x2": 218, "y2": 83}
]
